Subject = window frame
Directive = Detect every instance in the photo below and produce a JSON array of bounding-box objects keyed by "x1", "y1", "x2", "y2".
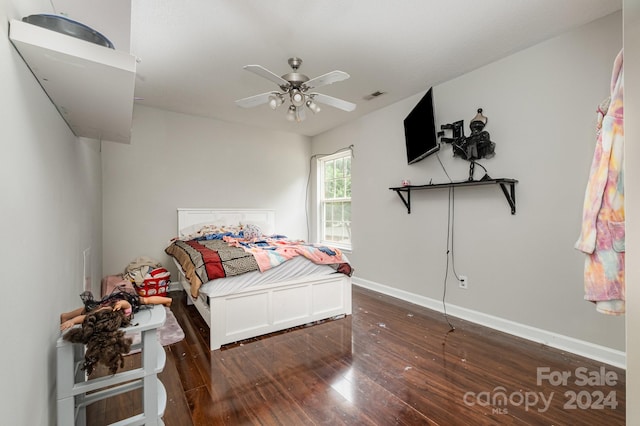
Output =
[{"x1": 317, "y1": 150, "x2": 352, "y2": 251}]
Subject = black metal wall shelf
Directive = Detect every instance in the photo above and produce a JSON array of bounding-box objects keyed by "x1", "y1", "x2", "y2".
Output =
[{"x1": 389, "y1": 178, "x2": 518, "y2": 214}]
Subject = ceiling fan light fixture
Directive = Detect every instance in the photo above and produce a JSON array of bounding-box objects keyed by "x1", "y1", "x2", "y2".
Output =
[
  {"x1": 290, "y1": 89, "x2": 305, "y2": 107},
  {"x1": 268, "y1": 93, "x2": 283, "y2": 110},
  {"x1": 306, "y1": 99, "x2": 321, "y2": 114},
  {"x1": 286, "y1": 105, "x2": 297, "y2": 121},
  {"x1": 296, "y1": 106, "x2": 306, "y2": 122}
]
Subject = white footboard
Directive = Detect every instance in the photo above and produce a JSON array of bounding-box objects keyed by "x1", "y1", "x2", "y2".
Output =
[{"x1": 181, "y1": 274, "x2": 352, "y2": 350}]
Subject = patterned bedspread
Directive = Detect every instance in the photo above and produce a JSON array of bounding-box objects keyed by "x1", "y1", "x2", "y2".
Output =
[{"x1": 165, "y1": 236, "x2": 352, "y2": 297}]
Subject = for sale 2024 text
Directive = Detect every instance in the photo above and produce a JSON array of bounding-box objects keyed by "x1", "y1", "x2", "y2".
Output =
[{"x1": 537, "y1": 366, "x2": 618, "y2": 410}]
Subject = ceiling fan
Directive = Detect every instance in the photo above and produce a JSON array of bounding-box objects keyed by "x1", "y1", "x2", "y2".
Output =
[{"x1": 235, "y1": 57, "x2": 356, "y2": 122}]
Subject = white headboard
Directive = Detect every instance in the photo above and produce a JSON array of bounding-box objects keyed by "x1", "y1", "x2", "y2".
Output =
[{"x1": 176, "y1": 208, "x2": 275, "y2": 237}]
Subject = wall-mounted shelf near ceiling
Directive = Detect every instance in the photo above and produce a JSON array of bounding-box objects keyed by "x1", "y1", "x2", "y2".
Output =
[
  {"x1": 9, "y1": 19, "x2": 136, "y2": 144},
  {"x1": 389, "y1": 177, "x2": 519, "y2": 214}
]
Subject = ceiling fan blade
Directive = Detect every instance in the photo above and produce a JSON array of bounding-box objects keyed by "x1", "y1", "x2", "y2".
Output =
[
  {"x1": 244, "y1": 65, "x2": 289, "y2": 88},
  {"x1": 311, "y1": 93, "x2": 357, "y2": 112},
  {"x1": 303, "y1": 71, "x2": 350, "y2": 90},
  {"x1": 235, "y1": 92, "x2": 274, "y2": 108}
]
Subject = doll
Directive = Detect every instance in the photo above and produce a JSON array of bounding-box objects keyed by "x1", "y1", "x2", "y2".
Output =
[
  {"x1": 452, "y1": 108, "x2": 496, "y2": 162},
  {"x1": 60, "y1": 286, "x2": 172, "y2": 331},
  {"x1": 60, "y1": 287, "x2": 173, "y2": 375},
  {"x1": 63, "y1": 308, "x2": 133, "y2": 375}
]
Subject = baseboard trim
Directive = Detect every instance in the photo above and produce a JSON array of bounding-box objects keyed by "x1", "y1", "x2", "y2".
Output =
[{"x1": 352, "y1": 276, "x2": 626, "y2": 369}]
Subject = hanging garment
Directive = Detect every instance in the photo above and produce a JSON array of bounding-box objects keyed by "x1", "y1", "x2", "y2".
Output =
[{"x1": 575, "y1": 49, "x2": 624, "y2": 315}]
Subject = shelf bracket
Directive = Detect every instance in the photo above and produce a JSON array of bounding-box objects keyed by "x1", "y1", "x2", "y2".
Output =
[
  {"x1": 498, "y1": 181, "x2": 517, "y2": 214},
  {"x1": 394, "y1": 188, "x2": 411, "y2": 213}
]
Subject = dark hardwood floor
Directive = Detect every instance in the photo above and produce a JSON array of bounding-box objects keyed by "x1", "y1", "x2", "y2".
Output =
[{"x1": 87, "y1": 286, "x2": 625, "y2": 425}]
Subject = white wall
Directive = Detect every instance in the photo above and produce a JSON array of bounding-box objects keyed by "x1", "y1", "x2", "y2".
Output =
[
  {"x1": 102, "y1": 105, "x2": 311, "y2": 278},
  {"x1": 1, "y1": 1, "x2": 103, "y2": 424},
  {"x1": 312, "y1": 12, "x2": 625, "y2": 358}
]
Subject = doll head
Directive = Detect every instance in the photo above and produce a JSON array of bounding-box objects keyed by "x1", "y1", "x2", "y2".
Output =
[{"x1": 63, "y1": 308, "x2": 132, "y2": 375}]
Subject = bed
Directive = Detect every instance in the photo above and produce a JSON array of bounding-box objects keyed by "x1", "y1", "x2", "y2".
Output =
[{"x1": 166, "y1": 208, "x2": 353, "y2": 350}]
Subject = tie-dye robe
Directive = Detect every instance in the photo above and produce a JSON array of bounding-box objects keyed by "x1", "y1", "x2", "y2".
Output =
[{"x1": 575, "y1": 49, "x2": 625, "y2": 315}]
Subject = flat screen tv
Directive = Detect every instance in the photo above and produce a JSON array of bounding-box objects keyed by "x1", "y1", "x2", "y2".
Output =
[{"x1": 404, "y1": 87, "x2": 439, "y2": 164}]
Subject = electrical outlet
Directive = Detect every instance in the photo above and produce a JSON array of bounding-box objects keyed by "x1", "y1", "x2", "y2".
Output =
[{"x1": 459, "y1": 275, "x2": 468, "y2": 289}]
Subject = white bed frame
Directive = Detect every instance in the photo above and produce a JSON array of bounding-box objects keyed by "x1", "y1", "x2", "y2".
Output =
[{"x1": 175, "y1": 208, "x2": 352, "y2": 350}]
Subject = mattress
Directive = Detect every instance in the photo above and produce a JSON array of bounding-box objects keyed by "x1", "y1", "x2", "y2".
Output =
[{"x1": 176, "y1": 255, "x2": 340, "y2": 299}]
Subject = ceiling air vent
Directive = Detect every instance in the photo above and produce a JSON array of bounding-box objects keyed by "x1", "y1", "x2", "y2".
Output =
[{"x1": 363, "y1": 91, "x2": 386, "y2": 101}]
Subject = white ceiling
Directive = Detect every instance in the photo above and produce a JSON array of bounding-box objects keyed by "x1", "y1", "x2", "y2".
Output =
[{"x1": 50, "y1": 0, "x2": 621, "y2": 137}]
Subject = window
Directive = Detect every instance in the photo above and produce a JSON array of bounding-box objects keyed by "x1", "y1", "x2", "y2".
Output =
[{"x1": 318, "y1": 151, "x2": 351, "y2": 249}]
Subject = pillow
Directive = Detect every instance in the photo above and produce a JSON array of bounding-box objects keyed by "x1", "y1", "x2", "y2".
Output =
[
  {"x1": 241, "y1": 223, "x2": 262, "y2": 240},
  {"x1": 179, "y1": 220, "x2": 224, "y2": 239},
  {"x1": 179, "y1": 222, "x2": 242, "y2": 241}
]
